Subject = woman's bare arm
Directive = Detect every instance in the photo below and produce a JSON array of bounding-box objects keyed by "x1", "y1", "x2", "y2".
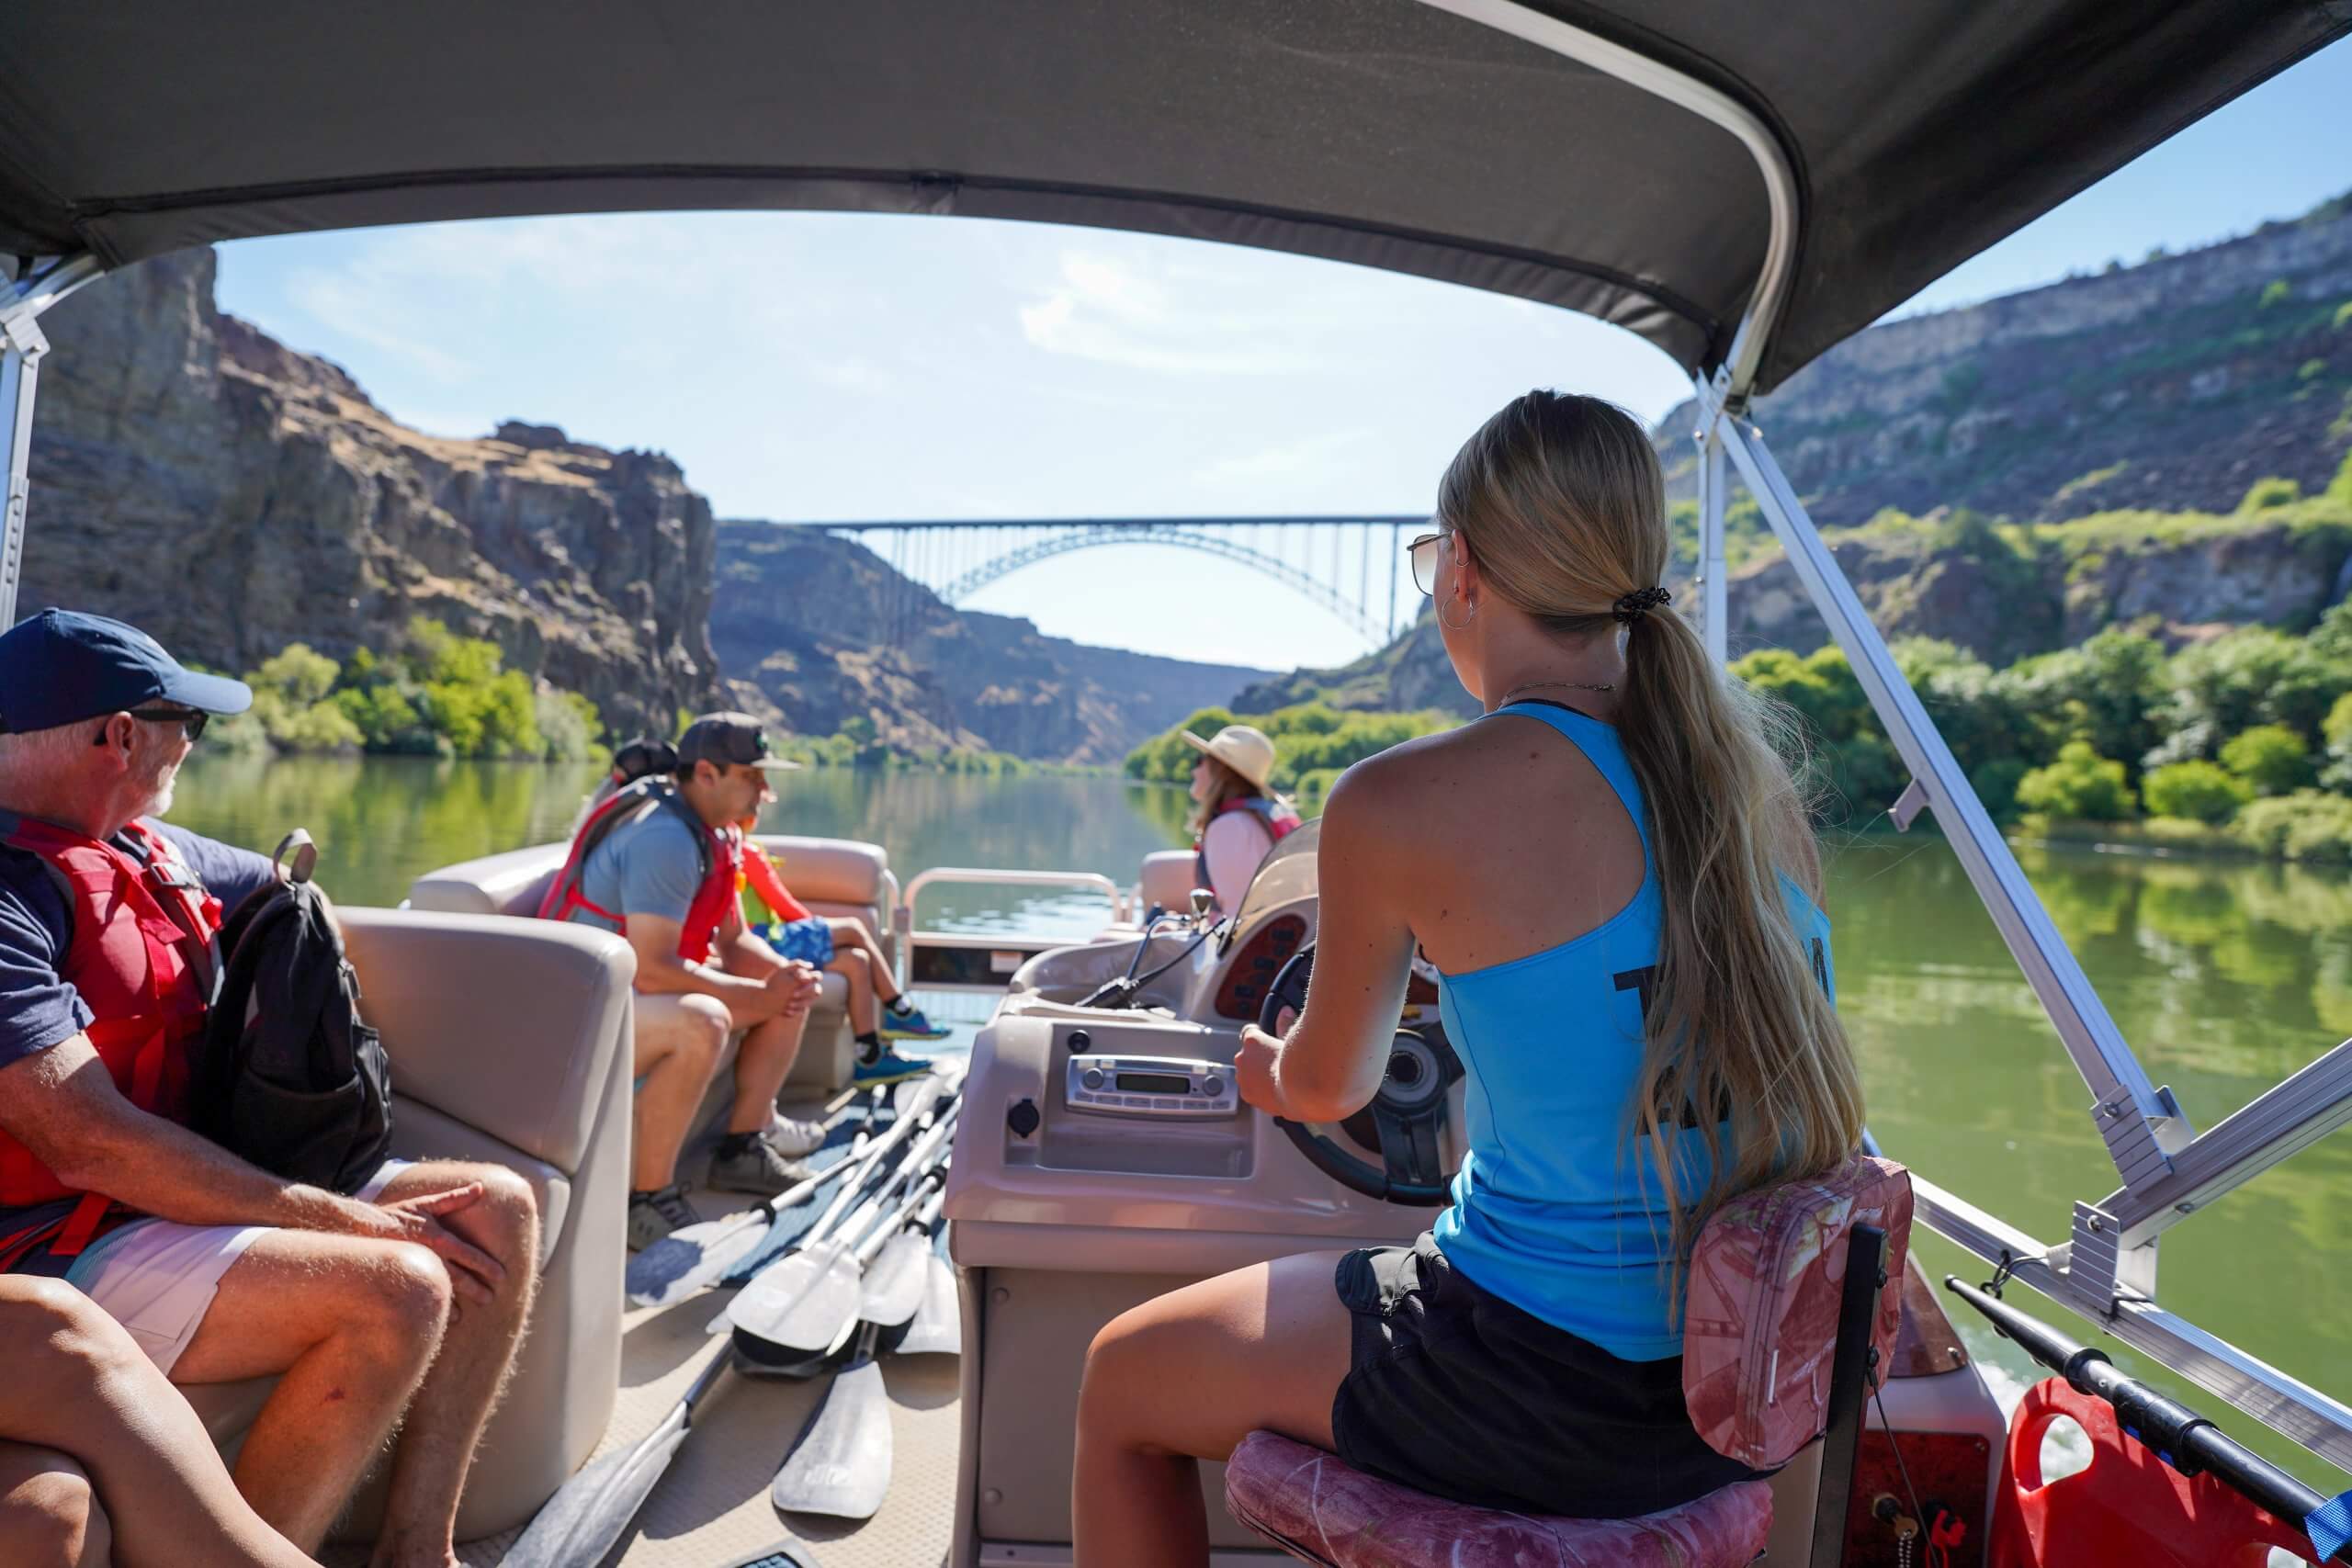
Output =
[{"x1": 1234, "y1": 761, "x2": 1419, "y2": 1124}]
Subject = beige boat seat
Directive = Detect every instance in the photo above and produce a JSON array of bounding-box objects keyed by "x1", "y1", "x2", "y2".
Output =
[
  {"x1": 1136, "y1": 849, "x2": 1203, "y2": 918},
  {"x1": 179, "y1": 909, "x2": 637, "y2": 1542},
  {"x1": 407, "y1": 833, "x2": 897, "y2": 1090}
]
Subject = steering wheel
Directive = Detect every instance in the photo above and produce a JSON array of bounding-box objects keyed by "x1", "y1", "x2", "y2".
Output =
[{"x1": 1258, "y1": 945, "x2": 1464, "y2": 1205}]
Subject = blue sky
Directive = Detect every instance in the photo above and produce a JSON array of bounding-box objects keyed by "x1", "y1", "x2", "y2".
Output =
[{"x1": 213, "y1": 36, "x2": 2352, "y2": 675}]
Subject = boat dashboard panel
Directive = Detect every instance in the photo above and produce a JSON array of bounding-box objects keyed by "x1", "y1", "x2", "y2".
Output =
[{"x1": 1211, "y1": 912, "x2": 1306, "y2": 1021}]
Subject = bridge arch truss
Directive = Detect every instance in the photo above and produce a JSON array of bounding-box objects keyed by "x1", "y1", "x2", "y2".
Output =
[{"x1": 821, "y1": 514, "x2": 1430, "y2": 651}]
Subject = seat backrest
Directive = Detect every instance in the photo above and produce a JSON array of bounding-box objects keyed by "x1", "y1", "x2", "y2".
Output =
[
  {"x1": 754, "y1": 834, "x2": 888, "y2": 908},
  {"x1": 1681, "y1": 1153, "x2": 1912, "y2": 1471},
  {"x1": 1137, "y1": 849, "x2": 1199, "y2": 915},
  {"x1": 408, "y1": 842, "x2": 565, "y2": 919},
  {"x1": 187, "y1": 908, "x2": 638, "y2": 1542}
]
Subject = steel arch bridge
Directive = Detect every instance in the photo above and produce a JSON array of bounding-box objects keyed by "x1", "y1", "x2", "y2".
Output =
[{"x1": 816, "y1": 514, "x2": 1430, "y2": 650}]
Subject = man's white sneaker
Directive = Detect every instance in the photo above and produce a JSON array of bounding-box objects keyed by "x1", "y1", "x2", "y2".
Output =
[{"x1": 764, "y1": 1111, "x2": 830, "y2": 1158}]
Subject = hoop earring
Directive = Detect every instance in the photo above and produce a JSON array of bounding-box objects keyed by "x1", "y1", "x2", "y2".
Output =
[{"x1": 1438, "y1": 592, "x2": 1476, "y2": 632}]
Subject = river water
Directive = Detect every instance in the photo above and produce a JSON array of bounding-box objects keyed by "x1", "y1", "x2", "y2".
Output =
[{"x1": 172, "y1": 753, "x2": 2352, "y2": 1493}]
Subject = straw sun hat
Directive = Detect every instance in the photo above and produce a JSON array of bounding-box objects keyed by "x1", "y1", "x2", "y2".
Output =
[{"x1": 1182, "y1": 724, "x2": 1278, "y2": 795}]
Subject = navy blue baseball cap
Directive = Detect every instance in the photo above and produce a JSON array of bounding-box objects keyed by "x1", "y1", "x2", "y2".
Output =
[{"x1": 0, "y1": 608, "x2": 252, "y2": 734}]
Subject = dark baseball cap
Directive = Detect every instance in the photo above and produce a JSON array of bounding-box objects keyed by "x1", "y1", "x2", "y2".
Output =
[
  {"x1": 0, "y1": 608, "x2": 253, "y2": 734},
  {"x1": 676, "y1": 711, "x2": 800, "y2": 772}
]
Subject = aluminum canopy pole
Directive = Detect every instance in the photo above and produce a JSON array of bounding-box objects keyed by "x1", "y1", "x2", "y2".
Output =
[
  {"x1": 0, "y1": 254, "x2": 103, "y2": 630},
  {"x1": 1417, "y1": 0, "x2": 1800, "y2": 401},
  {"x1": 1702, "y1": 379, "x2": 2189, "y2": 1198},
  {"x1": 1693, "y1": 411, "x2": 1729, "y2": 665}
]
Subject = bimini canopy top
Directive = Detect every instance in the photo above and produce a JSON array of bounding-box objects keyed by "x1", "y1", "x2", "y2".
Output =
[{"x1": 1, "y1": 1, "x2": 2346, "y2": 394}]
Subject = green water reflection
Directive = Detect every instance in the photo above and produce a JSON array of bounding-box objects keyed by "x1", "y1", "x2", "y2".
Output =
[{"x1": 164, "y1": 758, "x2": 2352, "y2": 1489}]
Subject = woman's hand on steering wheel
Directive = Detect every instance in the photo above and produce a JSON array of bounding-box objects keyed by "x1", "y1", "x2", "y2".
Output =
[{"x1": 1235, "y1": 1020, "x2": 1286, "y2": 1116}]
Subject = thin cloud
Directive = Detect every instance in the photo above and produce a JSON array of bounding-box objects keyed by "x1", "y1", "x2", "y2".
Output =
[
  {"x1": 1200, "y1": 429, "x2": 1370, "y2": 487},
  {"x1": 1017, "y1": 247, "x2": 1383, "y2": 376}
]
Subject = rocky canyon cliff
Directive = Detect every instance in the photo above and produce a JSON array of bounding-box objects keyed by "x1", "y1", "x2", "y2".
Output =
[
  {"x1": 27, "y1": 250, "x2": 722, "y2": 735},
  {"x1": 20, "y1": 249, "x2": 1270, "y2": 758}
]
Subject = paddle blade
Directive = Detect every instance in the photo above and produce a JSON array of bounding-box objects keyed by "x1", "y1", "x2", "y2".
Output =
[
  {"x1": 501, "y1": 1402, "x2": 688, "y2": 1568},
  {"x1": 627, "y1": 1209, "x2": 768, "y2": 1307},
  {"x1": 898, "y1": 1255, "x2": 961, "y2": 1357},
  {"x1": 858, "y1": 1232, "x2": 930, "y2": 1327},
  {"x1": 729, "y1": 1242, "x2": 861, "y2": 1353},
  {"x1": 771, "y1": 1359, "x2": 893, "y2": 1520}
]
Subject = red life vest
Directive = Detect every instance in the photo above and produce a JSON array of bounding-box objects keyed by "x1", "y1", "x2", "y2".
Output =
[
  {"x1": 537, "y1": 781, "x2": 743, "y2": 967},
  {"x1": 0, "y1": 817, "x2": 220, "y2": 1264},
  {"x1": 1193, "y1": 795, "x2": 1301, "y2": 903}
]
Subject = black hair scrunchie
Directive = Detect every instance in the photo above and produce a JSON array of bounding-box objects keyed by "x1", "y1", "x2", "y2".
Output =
[{"x1": 1612, "y1": 585, "x2": 1671, "y2": 625}]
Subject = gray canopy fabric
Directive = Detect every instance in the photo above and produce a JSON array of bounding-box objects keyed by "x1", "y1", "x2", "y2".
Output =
[{"x1": 1, "y1": 2, "x2": 2345, "y2": 392}]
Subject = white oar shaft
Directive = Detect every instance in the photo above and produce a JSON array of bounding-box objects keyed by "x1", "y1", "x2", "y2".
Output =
[
  {"x1": 829, "y1": 1105, "x2": 959, "y2": 1259},
  {"x1": 854, "y1": 1168, "x2": 941, "y2": 1268}
]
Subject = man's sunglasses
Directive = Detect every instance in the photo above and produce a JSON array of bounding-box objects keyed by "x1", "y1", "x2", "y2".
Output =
[
  {"x1": 1407, "y1": 530, "x2": 1449, "y2": 596},
  {"x1": 94, "y1": 707, "x2": 209, "y2": 744}
]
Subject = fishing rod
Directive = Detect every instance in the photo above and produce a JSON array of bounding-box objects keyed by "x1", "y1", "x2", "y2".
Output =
[{"x1": 1944, "y1": 1276, "x2": 2351, "y2": 1564}]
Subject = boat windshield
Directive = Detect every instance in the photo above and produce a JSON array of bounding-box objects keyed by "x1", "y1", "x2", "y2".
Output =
[{"x1": 1222, "y1": 818, "x2": 1320, "y2": 951}]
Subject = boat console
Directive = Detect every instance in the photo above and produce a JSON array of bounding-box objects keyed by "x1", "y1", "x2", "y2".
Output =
[{"x1": 943, "y1": 827, "x2": 2007, "y2": 1565}]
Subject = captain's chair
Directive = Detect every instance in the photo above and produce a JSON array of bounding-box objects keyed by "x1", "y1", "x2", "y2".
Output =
[{"x1": 1225, "y1": 1155, "x2": 1912, "y2": 1568}]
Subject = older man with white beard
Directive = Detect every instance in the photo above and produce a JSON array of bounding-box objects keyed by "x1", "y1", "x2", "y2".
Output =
[{"x1": 0, "y1": 609, "x2": 537, "y2": 1568}]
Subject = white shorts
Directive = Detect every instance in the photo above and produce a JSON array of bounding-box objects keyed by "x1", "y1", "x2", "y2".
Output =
[{"x1": 62, "y1": 1159, "x2": 413, "y2": 1376}]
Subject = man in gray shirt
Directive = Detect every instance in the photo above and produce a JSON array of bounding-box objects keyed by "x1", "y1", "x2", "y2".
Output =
[{"x1": 558, "y1": 714, "x2": 824, "y2": 1249}]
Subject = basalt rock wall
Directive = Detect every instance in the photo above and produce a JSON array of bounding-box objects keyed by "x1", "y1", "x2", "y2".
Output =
[
  {"x1": 22, "y1": 250, "x2": 722, "y2": 734},
  {"x1": 710, "y1": 522, "x2": 1275, "y2": 764}
]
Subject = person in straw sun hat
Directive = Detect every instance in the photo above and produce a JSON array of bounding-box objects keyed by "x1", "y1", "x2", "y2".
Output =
[{"x1": 1182, "y1": 724, "x2": 1301, "y2": 915}]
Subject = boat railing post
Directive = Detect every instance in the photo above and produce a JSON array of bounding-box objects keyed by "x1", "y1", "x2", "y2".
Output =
[
  {"x1": 1693, "y1": 386, "x2": 1729, "y2": 667},
  {"x1": 1702, "y1": 378, "x2": 2194, "y2": 1209},
  {"x1": 0, "y1": 254, "x2": 104, "y2": 631}
]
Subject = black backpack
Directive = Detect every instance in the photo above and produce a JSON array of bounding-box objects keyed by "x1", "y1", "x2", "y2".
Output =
[{"x1": 195, "y1": 831, "x2": 394, "y2": 1194}]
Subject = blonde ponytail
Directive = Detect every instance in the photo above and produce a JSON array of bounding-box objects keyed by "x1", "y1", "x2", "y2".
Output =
[{"x1": 1437, "y1": 391, "x2": 1865, "y2": 1287}]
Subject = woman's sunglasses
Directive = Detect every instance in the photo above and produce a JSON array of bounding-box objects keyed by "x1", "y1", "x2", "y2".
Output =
[{"x1": 1407, "y1": 530, "x2": 1448, "y2": 597}]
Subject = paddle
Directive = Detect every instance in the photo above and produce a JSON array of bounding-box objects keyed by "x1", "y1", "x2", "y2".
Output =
[
  {"x1": 503, "y1": 1087, "x2": 951, "y2": 1564},
  {"x1": 894, "y1": 1185, "x2": 960, "y2": 1357},
  {"x1": 626, "y1": 1090, "x2": 885, "y2": 1307},
  {"x1": 763, "y1": 1156, "x2": 958, "y2": 1516},
  {"x1": 718, "y1": 1071, "x2": 959, "y2": 1291},
  {"x1": 710, "y1": 1066, "x2": 950, "y2": 1297},
  {"x1": 499, "y1": 1330, "x2": 736, "y2": 1568},
  {"x1": 854, "y1": 1177, "x2": 939, "y2": 1330},
  {"x1": 770, "y1": 1321, "x2": 893, "y2": 1520},
  {"x1": 729, "y1": 1103, "x2": 958, "y2": 1356}
]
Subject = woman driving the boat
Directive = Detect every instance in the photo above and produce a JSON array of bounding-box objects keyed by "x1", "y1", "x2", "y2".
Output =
[
  {"x1": 1183, "y1": 724, "x2": 1300, "y2": 915},
  {"x1": 1073, "y1": 389, "x2": 1864, "y2": 1563}
]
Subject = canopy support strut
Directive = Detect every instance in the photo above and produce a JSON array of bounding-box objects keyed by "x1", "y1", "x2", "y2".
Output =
[
  {"x1": 1701, "y1": 376, "x2": 2194, "y2": 1196},
  {"x1": 0, "y1": 254, "x2": 103, "y2": 630}
]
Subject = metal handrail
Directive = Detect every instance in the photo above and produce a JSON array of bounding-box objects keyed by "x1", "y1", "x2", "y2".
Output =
[{"x1": 893, "y1": 867, "x2": 1128, "y2": 989}]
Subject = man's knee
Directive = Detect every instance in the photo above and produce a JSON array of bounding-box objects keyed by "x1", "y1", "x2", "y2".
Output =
[
  {"x1": 341, "y1": 1241, "x2": 454, "y2": 1363},
  {"x1": 676, "y1": 994, "x2": 732, "y2": 1056},
  {"x1": 637, "y1": 992, "x2": 730, "y2": 1069},
  {"x1": 0, "y1": 1450, "x2": 107, "y2": 1567},
  {"x1": 450, "y1": 1162, "x2": 540, "y2": 1270}
]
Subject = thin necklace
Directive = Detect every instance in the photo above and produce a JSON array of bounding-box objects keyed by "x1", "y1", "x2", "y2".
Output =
[{"x1": 1499, "y1": 678, "x2": 1616, "y2": 705}]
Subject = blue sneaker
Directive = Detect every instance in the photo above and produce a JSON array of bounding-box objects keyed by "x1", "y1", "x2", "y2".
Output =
[
  {"x1": 854, "y1": 1046, "x2": 933, "y2": 1087},
  {"x1": 881, "y1": 1002, "x2": 952, "y2": 1042}
]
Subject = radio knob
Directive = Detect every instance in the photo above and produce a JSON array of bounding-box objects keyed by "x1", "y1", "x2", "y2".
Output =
[
  {"x1": 1081, "y1": 1068, "x2": 1105, "y2": 1090},
  {"x1": 1203, "y1": 1076, "x2": 1225, "y2": 1097}
]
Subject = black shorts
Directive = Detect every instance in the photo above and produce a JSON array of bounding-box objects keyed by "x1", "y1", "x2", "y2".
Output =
[{"x1": 1328, "y1": 1232, "x2": 1764, "y2": 1519}]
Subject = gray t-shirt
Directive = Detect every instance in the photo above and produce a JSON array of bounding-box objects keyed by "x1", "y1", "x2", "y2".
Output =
[{"x1": 568, "y1": 804, "x2": 711, "y2": 936}]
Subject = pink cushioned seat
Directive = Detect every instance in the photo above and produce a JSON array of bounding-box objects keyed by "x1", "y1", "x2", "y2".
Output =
[
  {"x1": 1224, "y1": 1155, "x2": 1911, "y2": 1567},
  {"x1": 1225, "y1": 1431, "x2": 1773, "y2": 1568}
]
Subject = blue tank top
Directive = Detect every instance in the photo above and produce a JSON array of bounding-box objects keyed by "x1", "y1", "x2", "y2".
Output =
[{"x1": 1429, "y1": 700, "x2": 1836, "y2": 1362}]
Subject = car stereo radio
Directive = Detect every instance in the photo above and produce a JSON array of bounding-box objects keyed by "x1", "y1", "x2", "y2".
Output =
[{"x1": 1064, "y1": 1052, "x2": 1240, "y2": 1119}]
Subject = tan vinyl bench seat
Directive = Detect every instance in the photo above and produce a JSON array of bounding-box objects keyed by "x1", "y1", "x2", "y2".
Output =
[{"x1": 409, "y1": 834, "x2": 897, "y2": 1091}]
